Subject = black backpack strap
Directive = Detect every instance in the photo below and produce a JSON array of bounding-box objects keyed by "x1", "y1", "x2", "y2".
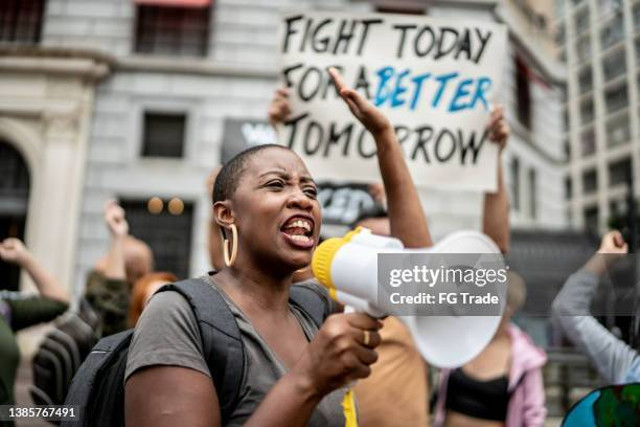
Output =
[
  {"x1": 289, "y1": 284, "x2": 330, "y2": 328},
  {"x1": 62, "y1": 330, "x2": 134, "y2": 426},
  {"x1": 156, "y1": 278, "x2": 244, "y2": 425}
]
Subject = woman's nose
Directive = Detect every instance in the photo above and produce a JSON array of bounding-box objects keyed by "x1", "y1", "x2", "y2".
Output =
[{"x1": 287, "y1": 189, "x2": 314, "y2": 211}]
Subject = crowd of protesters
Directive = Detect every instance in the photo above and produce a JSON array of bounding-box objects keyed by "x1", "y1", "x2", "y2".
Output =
[{"x1": 0, "y1": 67, "x2": 636, "y2": 427}]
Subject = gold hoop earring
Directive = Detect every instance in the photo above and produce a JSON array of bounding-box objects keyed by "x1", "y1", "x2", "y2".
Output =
[{"x1": 223, "y1": 224, "x2": 238, "y2": 267}]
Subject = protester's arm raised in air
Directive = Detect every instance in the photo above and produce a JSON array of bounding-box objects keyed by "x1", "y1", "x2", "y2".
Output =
[
  {"x1": 103, "y1": 200, "x2": 128, "y2": 280},
  {"x1": 327, "y1": 68, "x2": 431, "y2": 248},
  {"x1": 482, "y1": 106, "x2": 510, "y2": 254},
  {"x1": 0, "y1": 238, "x2": 69, "y2": 303}
]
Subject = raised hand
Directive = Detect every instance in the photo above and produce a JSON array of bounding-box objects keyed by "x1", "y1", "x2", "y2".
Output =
[
  {"x1": 268, "y1": 88, "x2": 292, "y2": 127},
  {"x1": 487, "y1": 106, "x2": 509, "y2": 152},
  {"x1": 104, "y1": 200, "x2": 129, "y2": 237},
  {"x1": 0, "y1": 238, "x2": 31, "y2": 266},
  {"x1": 598, "y1": 230, "x2": 628, "y2": 256},
  {"x1": 328, "y1": 67, "x2": 392, "y2": 138}
]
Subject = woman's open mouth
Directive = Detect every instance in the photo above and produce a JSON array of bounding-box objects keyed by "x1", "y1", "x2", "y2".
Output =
[{"x1": 280, "y1": 216, "x2": 315, "y2": 249}]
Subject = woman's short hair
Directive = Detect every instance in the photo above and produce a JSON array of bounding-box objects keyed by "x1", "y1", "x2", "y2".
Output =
[
  {"x1": 213, "y1": 144, "x2": 290, "y2": 203},
  {"x1": 128, "y1": 271, "x2": 178, "y2": 327}
]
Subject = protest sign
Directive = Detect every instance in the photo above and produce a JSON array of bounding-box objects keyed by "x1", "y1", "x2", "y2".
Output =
[{"x1": 277, "y1": 11, "x2": 507, "y2": 191}]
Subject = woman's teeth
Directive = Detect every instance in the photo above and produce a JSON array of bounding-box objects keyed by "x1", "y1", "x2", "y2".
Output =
[
  {"x1": 285, "y1": 219, "x2": 312, "y2": 232},
  {"x1": 289, "y1": 234, "x2": 311, "y2": 242}
]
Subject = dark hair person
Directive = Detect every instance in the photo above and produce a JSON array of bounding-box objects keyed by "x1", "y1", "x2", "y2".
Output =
[{"x1": 124, "y1": 68, "x2": 431, "y2": 426}]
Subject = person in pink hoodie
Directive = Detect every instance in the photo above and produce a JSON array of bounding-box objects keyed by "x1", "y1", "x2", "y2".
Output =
[{"x1": 433, "y1": 272, "x2": 548, "y2": 427}]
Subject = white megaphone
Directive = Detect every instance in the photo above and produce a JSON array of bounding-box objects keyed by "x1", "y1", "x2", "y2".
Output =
[{"x1": 311, "y1": 227, "x2": 505, "y2": 368}]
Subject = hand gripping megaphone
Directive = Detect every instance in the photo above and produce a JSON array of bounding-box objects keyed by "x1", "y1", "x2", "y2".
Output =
[{"x1": 311, "y1": 227, "x2": 505, "y2": 368}]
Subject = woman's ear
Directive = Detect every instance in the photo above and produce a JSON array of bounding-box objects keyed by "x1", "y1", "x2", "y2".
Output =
[{"x1": 213, "y1": 201, "x2": 235, "y2": 229}]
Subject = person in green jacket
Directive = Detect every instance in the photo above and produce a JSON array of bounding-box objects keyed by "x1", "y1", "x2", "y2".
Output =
[{"x1": 0, "y1": 238, "x2": 70, "y2": 414}]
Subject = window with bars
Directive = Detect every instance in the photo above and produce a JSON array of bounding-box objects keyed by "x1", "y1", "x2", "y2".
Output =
[
  {"x1": 578, "y1": 66, "x2": 593, "y2": 94},
  {"x1": 584, "y1": 206, "x2": 599, "y2": 235},
  {"x1": 0, "y1": 0, "x2": 45, "y2": 43},
  {"x1": 580, "y1": 98, "x2": 595, "y2": 125},
  {"x1": 582, "y1": 169, "x2": 598, "y2": 194},
  {"x1": 602, "y1": 49, "x2": 626, "y2": 82},
  {"x1": 600, "y1": 13, "x2": 624, "y2": 50},
  {"x1": 134, "y1": 5, "x2": 210, "y2": 57},
  {"x1": 606, "y1": 113, "x2": 631, "y2": 147},
  {"x1": 574, "y1": 7, "x2": 590, "y2": 36},
  {"x1": 580, "y1": 127, "x2": 596, "y2": 157},
  {"x1": 141, "y1": 112, "x2": 187, "y2": 158},
  {"x1": 575, "y1": 35, "x2": 591, "y2": 64},
  {"x1": 608, "y1": 157, "x2": 632, "y2": 188},
  {"x1": 604, "y1": 83, "x2": 628, "y2": 114},
  {"x1": 119, "y1": 199, "x2": 193, "y2": 280}
]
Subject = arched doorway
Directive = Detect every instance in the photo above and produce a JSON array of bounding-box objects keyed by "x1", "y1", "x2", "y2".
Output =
[{"x1": 0, "y1": 141, "x2": 30, "y2": 291}]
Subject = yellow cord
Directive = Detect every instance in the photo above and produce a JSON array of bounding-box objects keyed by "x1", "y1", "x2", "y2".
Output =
[{"x1": 343, "y1": 388, "x2": 358, "y2": 427}]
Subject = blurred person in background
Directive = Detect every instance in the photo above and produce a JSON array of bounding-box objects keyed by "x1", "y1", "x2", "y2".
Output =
[
  {"x1": 85, "y1": 200, "x2": 154, "y2": 337},
  {"x1": 552, "y1": 230, "x2": 640, "y2": 384},
  {"x1": 128, "y1": 272, "x2": 178, "y2": 327},
  {"x1": 433, "y1": 271, "x2": 547, "y2": 427},
  {"x1": 0, "y1": 238, "x2": 69, "y2": 414}
]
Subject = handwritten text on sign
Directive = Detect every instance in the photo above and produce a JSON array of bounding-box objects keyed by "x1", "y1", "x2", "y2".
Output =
[{"x1": 278, "y1": 12, "x2": 507, "y2": 191}]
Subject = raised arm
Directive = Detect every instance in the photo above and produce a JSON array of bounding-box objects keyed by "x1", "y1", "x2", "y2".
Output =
[
  {"x1": 327, "y1": 68, "x2": 431, "y2": 248},
  {"x1": 103, "y1": 200, "x2": 128, "y2": 280},
  {"x1": 482, "y1": 106, "x2": 510, "y2": 254},
  {"x1": 551, "y1": 231, "x2": 638, "y2": 383},
  {"x1": 0, "y1": 238, "x2": 69, "y2": 303}
]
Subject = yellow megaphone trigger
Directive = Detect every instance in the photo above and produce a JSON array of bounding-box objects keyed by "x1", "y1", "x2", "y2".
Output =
[{"x1": 312, "y1": 228, "x2": 366, "y2": 301}]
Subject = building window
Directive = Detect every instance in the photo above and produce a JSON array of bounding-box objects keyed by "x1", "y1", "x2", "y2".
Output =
[
  {"x1": 120, "y1": 199, "x2": 193, "y2": 279},
  {"x1": 510, "y1": 157, "x2": 520, "y2": 211},
  {"x1": 528, "y1": 169, "x2": 537, "y2": 220},
  {"x1": 555, "y1": 23, "x2": 566, "y2": 46},
  {"x1": 578, "y1": 66, "x2": 593, "y2": 94},
  {"x1": 0, "y1": 0, "x2": 45, "y2": 43},
  {"x1": 634, "y1": 3, "x2": 640, "y2": 32},
  {"x1": 580, "y1": 98, "x2": 595, "y2": 125},
  {"x1": 515, "y1": 58, "x2": 532, "y2": 130},
  {"x1": 606, "y1": 113, "x2": 631, "y2": 147},
  {"x1": 141, "y1": 112, "x2": 187, "y2": 158},
  {"x1": 135, "y1": 4, "x2": 211, "y2": 57},
  {"x1": 605, "y1": 83, "x2": 628, "y2": 114},
  {"x1": 575, "y1": 35, "x2": 591, "y2": 64},
  {"x1": 565, "y1": 176, "x2": 573, "y2": 200},
  {"x1": 580, "y1": 127, "x2": 596, "y2": 157},
  {"x1": 599, "y1": 0, "x2": 622, "y2": 15},
  {"x1": 584, "y1": 206, "x2": 599, "y2": 235},
  {"x1": 600, "y1": 13, "x2": 624, "y2": 51},
  {"x1": 574, "y1": 7, "x2": 590, "y2": 36},
  {"x1": 602, "y1": 49, "x2": 626, "y2": 82},
  {"x1": 608, "y1": 157, "x2": 632, "y2": 187},
  {"x1": 582, "y1": 169, "x2": 598, "y2": 194}
]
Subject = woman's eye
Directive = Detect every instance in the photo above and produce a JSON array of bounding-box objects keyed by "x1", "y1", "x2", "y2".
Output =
[
  {"x1": 304, "y1": 187, "x2": 318, "y2": 198},
  {"x1": 267, "y1": 180, "x2": 285, "y2": 188}
]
